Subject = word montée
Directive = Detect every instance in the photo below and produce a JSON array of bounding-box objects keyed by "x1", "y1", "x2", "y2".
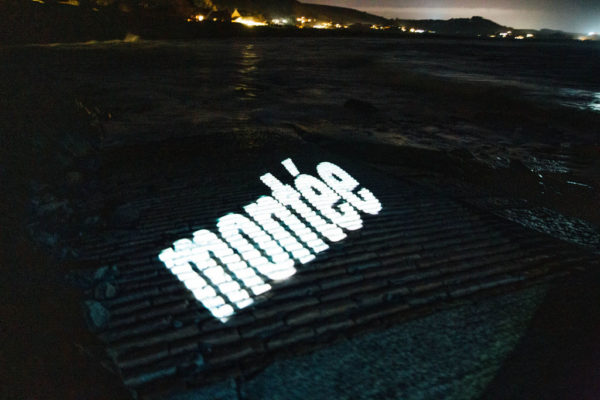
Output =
[{"x1": 158, "y1": 159, "x2": 382, "y2": 322}]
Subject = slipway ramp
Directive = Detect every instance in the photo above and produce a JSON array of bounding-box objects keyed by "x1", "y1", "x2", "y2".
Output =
[{"x1": 59, "y1": 145, "x2": 597, "y2": 399}]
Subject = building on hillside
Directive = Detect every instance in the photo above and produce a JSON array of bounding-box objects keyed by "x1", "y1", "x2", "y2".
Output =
[
  {"x1": 207, "y1": 9, "x2": 231, "y2": 22},
  {"x1": 231, "y1": 8, "x2": 267, "y2": 27}
]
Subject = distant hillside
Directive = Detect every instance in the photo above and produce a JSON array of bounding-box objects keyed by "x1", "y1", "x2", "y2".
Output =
[
  {"x1": 391, "y1": 16, "x2": 579, "y2": 39},
  {"x1": 211, "y1": 0, "x2": 388, "y2": 24},
  {"x1": 394, "y1": 16, "x2": 511, "y2": 36},
  {"x1": 293, "y1": 2, "x2": 389, "y2": 24},
  {"x1": 204, "y1": 0, "x2": 295, "y2": 16},
  {"x1": 0, "y1": 0, "x2": 583, "y2": 44}
]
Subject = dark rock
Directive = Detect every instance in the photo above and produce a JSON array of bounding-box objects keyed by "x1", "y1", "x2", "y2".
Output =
[
  {"x1": 94, "y1": 265, "x2": 119, "y2": 281},
  {"x1": 344, "y1": 98, "x2": 378, "y2": 114},
  {"x1": 59, "y1": 246, "x2": 80, "y2": 260},
  {"x1": 94, "y1": 281, "x2": 117, "y2": 300},
  {"x1": 83, "y1": 215, "x2": 100, "y2": 226},
  {"x1": 65, "y1": 271, "x2": 94, "y2": 290},
  {"x1": 84, "y1": 300, "x2": 110, "y2": 332}
]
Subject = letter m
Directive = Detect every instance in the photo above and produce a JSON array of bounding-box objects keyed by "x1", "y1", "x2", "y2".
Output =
[{"x1": 158, "y1": 230, "x2": 270, "y2": 322}]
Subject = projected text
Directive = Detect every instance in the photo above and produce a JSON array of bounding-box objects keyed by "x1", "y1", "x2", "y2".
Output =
[{"x1": 159, "y1": 159, "x2": 382, "y2": 322}]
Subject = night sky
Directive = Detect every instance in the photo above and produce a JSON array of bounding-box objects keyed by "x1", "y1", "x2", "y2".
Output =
[{"x1": 302, "y1": 0, "x2": 600, "y2": 33}]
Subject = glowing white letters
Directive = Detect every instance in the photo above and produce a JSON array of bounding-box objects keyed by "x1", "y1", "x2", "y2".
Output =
[
  {"x1": 317, "y1": 162, "x2": 382, "y2": 215},
  {"x1": 218, "y1": 213, "x2": 296, "y2": 281},
  {"x1": 159, "y1": 159, "x2": 382, "y2": 322}
]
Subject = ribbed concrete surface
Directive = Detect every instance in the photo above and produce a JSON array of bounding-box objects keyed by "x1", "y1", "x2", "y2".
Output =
[{"x1": 70, "y1": 154, "x2": 594, "y2": 398}]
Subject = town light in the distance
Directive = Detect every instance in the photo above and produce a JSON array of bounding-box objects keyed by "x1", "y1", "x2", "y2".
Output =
[{"x1": 233, "y1": 17, "x2": 267, "y2": 27}]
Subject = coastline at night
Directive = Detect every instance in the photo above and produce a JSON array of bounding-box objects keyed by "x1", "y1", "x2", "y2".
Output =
[{"x1": 1, "y1": 0, "x2": 598, "y2": 44}]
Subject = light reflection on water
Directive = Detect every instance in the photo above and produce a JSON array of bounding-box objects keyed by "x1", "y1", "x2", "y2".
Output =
[
  {"x1": 44, "y1": 38, "x2": 600, "y2": 115},
  {"x1": 551, "y1": 87, "x2": 600, "y2": 113},
  {"x1": 590, "y1": 92, "x2": 600, "y2": 112},
  {"x1": 236, "y1": 43, "x2": 259, "y2": 100},
  {"x1": 33, "y1": 38, "x2": 600, "y2": 152}
]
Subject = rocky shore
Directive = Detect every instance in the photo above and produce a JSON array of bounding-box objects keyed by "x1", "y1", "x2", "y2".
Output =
[{"x1": 1, "y1": 38, "x2": 598, "y2": 399}]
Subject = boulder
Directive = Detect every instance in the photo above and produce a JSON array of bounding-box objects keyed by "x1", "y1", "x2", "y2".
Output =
[{"x1": 84, "y1": 300, "x2": 110, "y2": 332}]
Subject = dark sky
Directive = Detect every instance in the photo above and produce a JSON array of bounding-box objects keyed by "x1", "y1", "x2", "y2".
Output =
[{"x1": 302, "y1": 0, "x2": 600, "y2": 33}]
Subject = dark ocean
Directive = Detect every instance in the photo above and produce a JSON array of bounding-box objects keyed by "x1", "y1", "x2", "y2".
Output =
[
  {"x1": 36, "y1": 37, "x2": 600, "y2": 113},
  {"x1": 20, "y1": 37, "x2": 595, "y2": 175},
  {"x1": 15, "y1": 37, "x2": 596, "y2": 158},
  {"x1": 3, "y1": 36, "x2": 599, "y2": 180}
]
